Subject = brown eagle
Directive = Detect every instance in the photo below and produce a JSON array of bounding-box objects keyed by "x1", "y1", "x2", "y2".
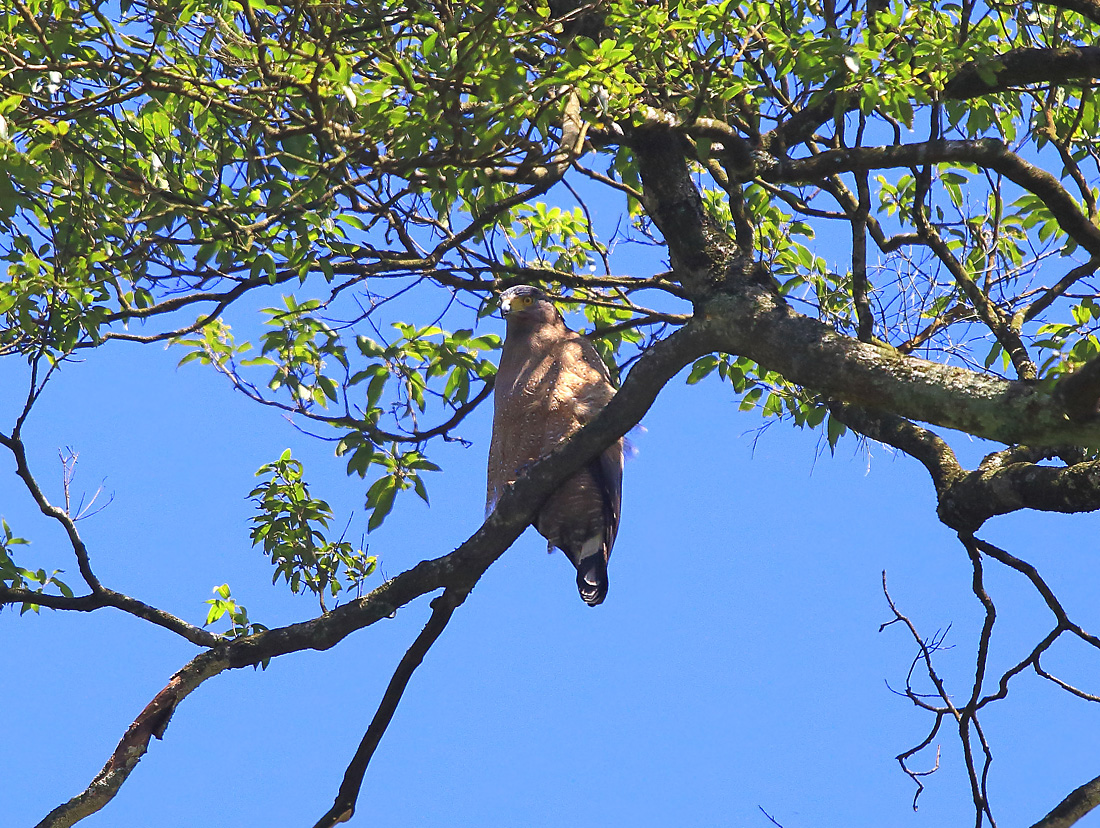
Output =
[{"x1": 487, "y1": 285, "x2": 624, "y2": 606}]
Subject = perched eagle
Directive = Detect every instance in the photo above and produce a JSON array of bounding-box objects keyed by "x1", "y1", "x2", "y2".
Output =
[{"x1": 487, "y1": 285, "x2": 624, "y2": 606}]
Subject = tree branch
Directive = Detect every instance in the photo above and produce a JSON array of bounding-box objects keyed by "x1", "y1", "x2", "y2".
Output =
[
  {"x1": 0, "y1": 586, "x2": 219, "y2": 647},
  {"x1": 762, "y1": 139, "x2": 1100, "y2": 258},
  {"x1": 1054, "y1": 354, "x2": 1100, "y2": 423},
  {"x1": 631, "y1": 125, "x2": 1100, "y2": 447},
  {"x1": 827, "y1": 402, "x2": 963, "y2": 494},
  {"x1": 938, "y1": 458, "x2": 1100, "y2": 532},
  {"x1": 0, "y1": 430, "x2": 101, "y2": 592},
  {"x1": 760, "y1": 44, "x2": 1100, "y2": 155},
  {"x1": 942, "y1": 46, "x2": 1100, "y2": 100},
  {"x1": 33, "y1": 310, "x2": 713, "y2": 828},
  {"x1": 312, "y1": 586, "x2": 468, "y2": 828},
  {"x1": 1030, "y1": 773, "x2": 1100, "y2": 828},
  {"x1": 695, "y1": 286, "x2": 1100, "y2": 446},
  {"x1": 33, "y1": 648, "x2": 229, "y2": 828},
  {"x1": 1021, "y1": 258, "x2": 1100, "y2": 324}
]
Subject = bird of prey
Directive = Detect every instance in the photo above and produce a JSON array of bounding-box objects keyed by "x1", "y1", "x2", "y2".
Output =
[{"x1": 487, "y1": 285, "x2": 624, "y2": 606}]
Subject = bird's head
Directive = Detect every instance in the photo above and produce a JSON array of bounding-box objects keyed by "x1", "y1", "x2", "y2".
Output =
[{"x1": 497, "y1": 285, "x2": 563, "y2": 329}]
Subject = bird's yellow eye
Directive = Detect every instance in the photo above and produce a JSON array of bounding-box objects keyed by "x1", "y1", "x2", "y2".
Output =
[{"x1": 520, "y1": 295, "x2": 534, "y2": 306}]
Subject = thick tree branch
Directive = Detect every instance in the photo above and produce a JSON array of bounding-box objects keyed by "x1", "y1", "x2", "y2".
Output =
[
  {"x1": 938, "y1": 457, "x2": 1100, "y2": 532},
  {"x1": 830, "y1": 402, "x2": 1100, "y2": 531},
  {"x1": 1030, "y1": 773, "x2": 1100, "y2": 828},
  {"x1": 942, "y1": 47, "x2": 1100, "y2": 100},
  {"x1": 632, "y1": 123, "x2": 743, "y2": 293},
  {"x1": 694, "y1": 286, "x2": 1100, "y2": 445}
]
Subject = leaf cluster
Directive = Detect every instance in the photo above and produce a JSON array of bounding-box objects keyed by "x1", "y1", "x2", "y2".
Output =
[
  {"x1": 248, "y1": 449, "x2": 376, "y2": 610},
  {"x1": 0, "y1": 518, "x2": 71, "y2": 615}
]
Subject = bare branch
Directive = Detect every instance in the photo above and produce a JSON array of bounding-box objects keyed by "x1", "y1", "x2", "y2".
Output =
[
  {"x1": 0, "y1": 430, "x2": 101, "y2": 592},
  {"x1": 1021, "y1": 258, "x2": 1100, "y2": 324},
  {"x1": 312, "y1": 586, "x2": 468, "y2": 828},
  {"x1": 880, "y1": 572, "x2": 959, "y2": 809},
  {"x1": 0, "y1": 585, "x2": 219, "y2": 647},
  {"x1": 959, "y1": 536, "x2": 998, "y2": 825}
]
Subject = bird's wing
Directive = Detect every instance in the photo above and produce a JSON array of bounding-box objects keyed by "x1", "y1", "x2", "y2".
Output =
[{"x1": 539, "y1": 333, "x2": 623, "y2": 554}]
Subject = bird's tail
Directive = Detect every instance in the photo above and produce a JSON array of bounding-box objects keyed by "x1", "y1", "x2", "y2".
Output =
[{"x1": 576, "y1": 554, "x2": 608, "y2": 606}]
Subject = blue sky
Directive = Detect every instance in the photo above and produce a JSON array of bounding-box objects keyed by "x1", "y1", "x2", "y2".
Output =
[{"x1": 4, "y1": 298, "x2": 1100, "y2": 827}]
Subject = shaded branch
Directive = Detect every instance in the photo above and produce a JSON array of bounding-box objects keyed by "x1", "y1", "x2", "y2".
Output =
[
  {"x1": 943, "y1": 46, "x2": 1100, "y2": 101},
  {"x1": 633, "y1": 123, "x2": 742, "y2": 293},
  {"x1": 851, "y1": 169, "x2": 874, "y2": 343},
  {"x1": 312, "y1": 586, "x2": 468, "y2": 828},
  {"x1": 1030, "y1": 774, "x2": 1100, "y2": 828},
  {"x1": 1054, "y1": 354, "x2": 1100, "y2": 423},
  {"x1": 938, "y1": 457, "x2": 1100, "y2": 532}
]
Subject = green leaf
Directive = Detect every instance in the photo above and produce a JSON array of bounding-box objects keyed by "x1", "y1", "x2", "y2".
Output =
[
  {"x1": 686, "y1": 356, "x2": 718, "y2": 385},
  {"x1": 367, "y1": 478, "x2": 397, "y2": 532}
]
